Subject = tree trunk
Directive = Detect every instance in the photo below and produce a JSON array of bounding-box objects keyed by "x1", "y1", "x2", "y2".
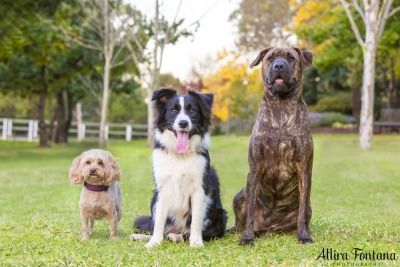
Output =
[
  {"x1": 65, "y1": 90, "x2": 73, "y2": 142},
  {"x1": 147, "y1": 88, "x2": 155, "y2": 147},
  {"x1": 53, "y1": 91, "x2": 68, "y2": 144},
  {"x1": 38, "y1": 66, "x2": 50, "y2": 148},
  {"x1": 99, "y1": 55, "x2": 111, "y2": 147},
  {"x1": 339, "y1": 0, "x2": 399, "y2": 150},
  {"x1": 359, "y1": 34, "x2": 377, "y2": 150},
  {"x1": 352, "y1": 85, "x2": 361, "y2": 122},
  {"x1": 99, "y1": 0, "x2": 111, "y2": 148}
]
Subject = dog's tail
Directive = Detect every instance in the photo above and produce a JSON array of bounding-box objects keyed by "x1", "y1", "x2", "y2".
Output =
[{"x1": 134, "y1": 216, "x2": 153, "y2": 233}]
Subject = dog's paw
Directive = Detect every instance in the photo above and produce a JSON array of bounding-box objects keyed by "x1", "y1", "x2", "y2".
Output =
[
  {"x1": 130, "y1": 234, "x2": 150, "y2": 241},
  {"x1": 239, "y1": 237, "x2": 255, "y2": 246},
  {"x1": 297, "y1": 231, "x2": 313, "y2": 244},
  {"x1": 167, "y1": 233, "x2": 184, "y2": 243},
  {"x1": 228, "y1": 226, "x2": 239, "y2": 234},
  {"x1": 189, "y1": 238, "x2": 204, "y2": 248},
  {"x1": 82, "y1": 235, "x2": 89, "y2": 241},
  {"x1": 239, "y1": 232, "x2": 255, "y2": 246},
  {"x1": 145, "y1": 238, "x2": 162, "y2": 249},
  {"x1": 297, "y1": 229, "x2": 314, "y2": 244},
  {"x1": 298, "y1": 236, "x2": 313, "y2": 244}
]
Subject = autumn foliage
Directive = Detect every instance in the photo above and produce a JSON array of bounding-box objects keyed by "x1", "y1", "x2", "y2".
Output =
[{"x1": 202, "y1": 50, "x2": 262, "y2": 122}]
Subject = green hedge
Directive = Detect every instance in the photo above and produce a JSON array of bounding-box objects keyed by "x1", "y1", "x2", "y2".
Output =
[
  {"x1": 311, "y1": 113, "x2": 350, "y2": 127},
  {"x1": 315, "y1": 92, "x2": 352, "y2": 114}
]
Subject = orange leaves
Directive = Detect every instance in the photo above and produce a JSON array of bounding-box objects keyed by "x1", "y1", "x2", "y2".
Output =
[
  {"x1": 291, "y1": 0, "x2": 338, "y2": 27},
  {"x1": 203, "y1": 51, "x2": 262, "y2": 121}
]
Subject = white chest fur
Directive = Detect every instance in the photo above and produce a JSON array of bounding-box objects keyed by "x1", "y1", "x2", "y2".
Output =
[
  {"x1": 152, "y1": 130, "x2": 211, "y2": 228},
  {"x1": 152, "y1": 149, "x2": 207, "y2": 226}
]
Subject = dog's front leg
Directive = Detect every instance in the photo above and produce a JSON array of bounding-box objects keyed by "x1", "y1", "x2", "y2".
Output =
[
  {"x1": 145, "y1": 197, "x2": 168, "y2": 248},
  {"x1": 109, "y1": 211, "x2": 119, "y2": 240},
  {"x1": 190, "y1": 191, "x2": 207, "y2": 248},
  {"x1": 296, "y1": 158, "x2": 313, "y2": 244},
  {"x1": 80, "y1": 212, "x2": 90, "y2": 241},
  {"x1": 239, "y1": 171, "x2": 258, "y2": 245}
]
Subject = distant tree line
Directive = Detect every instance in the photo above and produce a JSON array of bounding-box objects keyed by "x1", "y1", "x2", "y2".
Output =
[
  {"x1": 0, "y1": 0, "x2": 191, "y2": 147},
  {"x1": 203, "y1": 0, "x2": 400, "y2": 149}
]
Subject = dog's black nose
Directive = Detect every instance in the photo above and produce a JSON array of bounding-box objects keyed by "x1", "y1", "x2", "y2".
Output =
[
  {"x1": 90, "y1": 168, "x2": 96, "y2": 174},
  {"x1": 273, "y1": 61, "x2": 286, "y2": 71},
  {"x1": 178, "y1": 120, "x2": 189, "y2": 129}
]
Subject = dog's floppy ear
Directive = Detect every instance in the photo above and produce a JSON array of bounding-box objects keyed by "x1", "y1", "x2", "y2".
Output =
[
  {"x1": 69, "y1": 153, "x2": 84, "y2": 185},
  {"x1": 152, "y1": 88, "x2": 177, "y2": 125},
  {"x1": 188, "y1": 90, "x2": 214, "y2": 126},
  {"x1": 104, "y1": 151, "x2": 121, "y2": 184},
  {"x1": 250, "y1": 47, "x2": 272, "y2": 69},
  {"x1": 151, "y1": 88, "x2": 177, "y2": 103},
  {"x1": 294, "y1": 48, "x2": 313, "y2": 70}
]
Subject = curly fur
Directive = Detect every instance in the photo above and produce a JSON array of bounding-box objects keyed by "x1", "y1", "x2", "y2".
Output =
[{"x1": 69, "y1": 149, "x2": 122, "y2": 240}]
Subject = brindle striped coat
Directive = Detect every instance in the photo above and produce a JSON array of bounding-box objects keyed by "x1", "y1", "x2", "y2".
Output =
[{"x1": 231, "y1": 47, "x2": 314, "y2": 245}]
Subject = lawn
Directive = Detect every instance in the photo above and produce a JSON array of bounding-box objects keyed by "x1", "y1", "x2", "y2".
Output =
[{"x1": 0, "y1": 134, "x2": 399, "y2": 266}]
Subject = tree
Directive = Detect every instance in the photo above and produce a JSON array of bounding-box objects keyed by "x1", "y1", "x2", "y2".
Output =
[
  {"x1": 339, "y1": 0, "x2": 400, "y2": 149},
  {"x1": 290, "y1": 0, "x2": 400, "y2": 121},
  {"x1": 229, "y1": 0, "x2": 292, "y2": 51},
  {"x1": 202, "y1": 51, "x2": 262, "y2": 134},
  {"x1": 126, "y1": 0, "x2": 194, "y2": 147},
  {"x1": 60, "y1": 0, "x2": 149, "y2": 147},
  {"x1": 158, "y1": 73, "x2": 182, "y2": 90},
  {"x1": 0, "y1": 0, "x2": 72, "y2": 147}
]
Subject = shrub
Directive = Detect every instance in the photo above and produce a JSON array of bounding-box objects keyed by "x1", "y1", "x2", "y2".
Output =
[
  {"x1": 311, "y1": 113, "x2": 350, "y2": 127},
  {"x1": 332, "y1": 122, "x2": 355, "y2": 129},
  {"x1": 315, "y1": 92, "x2": 352, "y2": 114}
]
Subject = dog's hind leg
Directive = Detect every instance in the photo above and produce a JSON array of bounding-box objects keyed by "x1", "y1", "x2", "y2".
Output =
[
  {"x1": 255, "y1": 220, "x2": 297, "y2": 236},
  {"x1": 229, "y1": 188, "x2": 246, "y2": 233},
  {"x1": 130, "y1": 234, "x2": 152, "y2": 241},
  {"x1": 166, "y1": 233, "x2": 184, "y2": 243},
  {"x1": 88, "y1": 219, "x2": 95, "y2": 236},
  {"x1": 203, "y1": 208, "x2": 228, "y2": 240}
]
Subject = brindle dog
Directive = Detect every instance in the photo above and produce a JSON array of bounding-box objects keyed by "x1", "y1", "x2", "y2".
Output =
[{"x1": 231, "y1": 47, "x2": 314, "y2": 245}]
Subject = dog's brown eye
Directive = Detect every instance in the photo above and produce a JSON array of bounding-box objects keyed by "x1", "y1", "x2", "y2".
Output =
[
  {"x1": 86, "y1": 161, "x2": 90, "y2": 164},
  {"x1": 289, "y1": 56, "x2": 295, "y2": 61},
  {"x1": 171, "y1": 109, "x2": 178, "y2": 114},
  {"x1": 189, "y1": 109, "x2": 196, "y2": 113},
  {"x1": 98, "y1": 160, "x2": 103, "y2": 165},
  {"x1": 267, "y1": 56, "x2": 273, "y2": 62}
]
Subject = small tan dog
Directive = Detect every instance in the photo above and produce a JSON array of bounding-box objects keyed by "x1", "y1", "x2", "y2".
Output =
[{"x1": 69, "y1": 149, "x2": 122, "y2": 240}]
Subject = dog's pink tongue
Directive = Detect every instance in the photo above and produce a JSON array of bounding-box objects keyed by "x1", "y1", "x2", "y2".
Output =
[
  {"x1": 275, "y1": 78, "x2": 284, "y2": 83},
  {"x1": 175, "y1": 131, "x2": 190, "y2": 154}
]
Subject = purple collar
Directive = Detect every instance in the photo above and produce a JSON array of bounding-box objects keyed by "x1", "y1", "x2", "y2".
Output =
[{"x1": 84, "y1": 181, "x2": 108, "y2": 192}]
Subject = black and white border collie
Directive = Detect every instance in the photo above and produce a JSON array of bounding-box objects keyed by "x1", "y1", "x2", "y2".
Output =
[{"x1": 131, "y1": 88, "x2": 227, "y2": 248}]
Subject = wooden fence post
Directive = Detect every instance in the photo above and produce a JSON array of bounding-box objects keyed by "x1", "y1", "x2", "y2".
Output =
[
  {"x1": 105, "y1": 125, "x2": 109, "y2": 141},
  {"x1": 28, "y1": 120, "x2": 34, "y2": 142},
  {"x1": 78, "y1": 124, "x2": 86, "y2": 141},
  {"x1": 33, "y1": 121, "x2": 38, "y2": 139},
  {"x1": 2, "y1": 119, "x2": 7, "y2": 140},
  {"x1": 7, "y1": 120, "x2": 12, "y2": 137},
  {"x1": 126, "y1": 125, "x2": 132, "y2": 141}
]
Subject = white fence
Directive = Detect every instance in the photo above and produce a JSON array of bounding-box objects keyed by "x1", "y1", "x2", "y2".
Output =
[{"x1": 0, "y1": 118, "x2": 147, "y2": 142}]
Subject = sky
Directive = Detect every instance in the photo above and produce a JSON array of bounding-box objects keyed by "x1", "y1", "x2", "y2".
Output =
[{"x1": 134, "y1": 0, "x2": 239, "y2": 81}]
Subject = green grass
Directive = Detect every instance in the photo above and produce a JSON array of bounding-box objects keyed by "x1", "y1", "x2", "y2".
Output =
[{"x1": 0, "y1": 135, "x2": 399, "y2": 266}]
